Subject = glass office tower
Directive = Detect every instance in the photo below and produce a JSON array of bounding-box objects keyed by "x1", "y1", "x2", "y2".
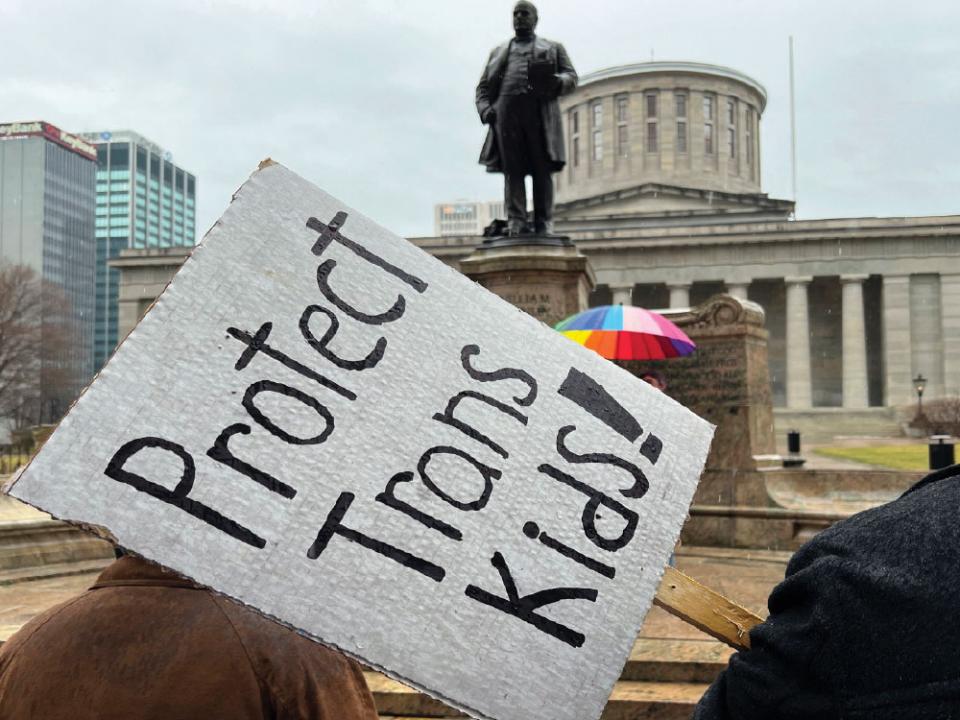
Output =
[
  {"x1": 0, "y1": 121, "x2": 97, "y2": 423},
  {"x1": 79, "y1": 131, "x2": 197, "y2": 370}
]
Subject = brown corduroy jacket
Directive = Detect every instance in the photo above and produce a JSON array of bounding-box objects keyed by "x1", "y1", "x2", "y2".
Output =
[{"x1": 0, "y1": 556, "x2": 378, "y2": 720}]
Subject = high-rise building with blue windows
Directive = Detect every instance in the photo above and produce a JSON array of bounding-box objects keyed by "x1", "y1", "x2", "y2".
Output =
[{"x1": 79, "y1": 130, "x2": 197, "y2": 370}]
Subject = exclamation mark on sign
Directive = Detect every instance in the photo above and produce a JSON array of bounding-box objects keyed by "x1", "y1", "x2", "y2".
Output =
[
  {"x1": 558, "y1": 367, "x2": 642, "y2": 441},
  {"x1": 557, "y1": 367, "x2": 663, "y2": 464}
]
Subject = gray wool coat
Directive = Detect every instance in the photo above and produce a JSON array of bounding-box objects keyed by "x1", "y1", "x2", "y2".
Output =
[{"x1": 694, "y1": 462, "x2": 960, "y2": 719}]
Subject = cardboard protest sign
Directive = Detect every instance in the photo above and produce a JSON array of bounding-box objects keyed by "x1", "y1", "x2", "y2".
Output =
[{"x1": 7, "y1": 162, "x2": 714, "y2": 720}]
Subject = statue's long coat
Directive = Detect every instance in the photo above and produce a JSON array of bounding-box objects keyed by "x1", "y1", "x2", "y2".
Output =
[{"x1": 476, "y1": 36, "x2": 578, "y2": 174}]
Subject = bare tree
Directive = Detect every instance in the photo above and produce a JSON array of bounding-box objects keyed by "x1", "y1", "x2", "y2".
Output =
[
  {"x1": 0, "y1": 264, "x2": 75, "y2": 429},
  {"x1": 918, "y1": 397, "x2": 960, "y2": 437}
]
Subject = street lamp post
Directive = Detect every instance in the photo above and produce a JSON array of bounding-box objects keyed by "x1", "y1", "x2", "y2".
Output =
[{"x1": 913, "y1": 373, "x2": 927, "y2": 421}]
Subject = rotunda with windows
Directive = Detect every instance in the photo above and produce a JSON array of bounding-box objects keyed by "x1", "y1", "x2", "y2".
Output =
[{"x1": 555, "y1": 62, "x2": 774, "y2": 218}]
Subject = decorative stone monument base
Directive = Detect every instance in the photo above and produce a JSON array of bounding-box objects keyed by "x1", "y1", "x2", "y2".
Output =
[
  {"x1": 459, "y1": 241, "x2": 595, "y2": 328},
  {"x1": 620, "y1": 295, "x2": 781, "y2": 547},
  {"x1": 619, "y1": 295, "x2": 778, "y2": 477}
]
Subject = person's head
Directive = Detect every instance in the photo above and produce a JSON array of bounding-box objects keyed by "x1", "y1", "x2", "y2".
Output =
[
  {"x1": 641, "y1": 369, "x2": 667, "y2": 392},
  {"x1": 513, "y1": 1, "x2": 538, "y2": 36}
]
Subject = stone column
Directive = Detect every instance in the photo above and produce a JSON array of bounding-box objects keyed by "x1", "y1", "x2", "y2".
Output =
[
  {"x1": 942, "y1": 273, "x2": 960, "y2": 397},
  {"x1": 883, "y1": 274, "x2": 912, "y2": 406},
  {"x1": 841, "y1": 274, "x2": 869, "y2": 408},
  {"x1": 784, "y1": 276, "x2": 813, "y2": 408},
  {"x1": 726, "y1": 281, "x2": 749, "y2": 300},
  {"x1": 668, "y1": 282, "x2": 691, "y2": 308},
  {"x1": 610, "y1": 284, "x2": 633, "y2": 306},
  {"x1": 910, "y1": 274, "x2": 944, "y2": 401}
]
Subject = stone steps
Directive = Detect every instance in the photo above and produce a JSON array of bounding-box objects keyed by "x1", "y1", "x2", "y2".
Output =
[
  {"x1": 601, "y1": 680, "x2": 710, "y2": 719},
  {"x1": 623, "y1": 637, "x2": 732, "y2": 683},
  {"x1": 773, "y1": 407, "x2": 903, "y2": 446},
  {"x1": 0, "y1": 545, "x2": 776, "y2": 718},
  {"x1": 0, "y1": 519, "x2": 114, "y2": 571},
  {"x1": 366, "y1": 672, "x2": 707, "y2": 720},
  {"x1": 367, "y1": 636, "x2": 727, "y2": 718},
  {"x1": 0, "y1": 558, "x2": 109, "y2": 587},
  {"x1": 369, "y1": 671, "x2": 709, "y2": 719},
  {"x1": 0, "y1": 495, "x2": 114, "y2": 572},
  {"x1": 365, "y1": 672, "x2": 456, "y2": 718}
]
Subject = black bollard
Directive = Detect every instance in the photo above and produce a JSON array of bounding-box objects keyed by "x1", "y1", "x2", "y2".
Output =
[
  {"x1": 787, "y1": 430, "x2": 801, "y2": 455},
  {"x1": 929, "y1": 436, "x2": 956, "y2": 471},
  {"x1": 784, "y1": 430, "x2": 805, "y2": 467}
]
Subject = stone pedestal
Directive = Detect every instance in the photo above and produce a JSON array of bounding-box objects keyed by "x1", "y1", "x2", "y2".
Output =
[
  {"x1": 459, "y1": 242, "x2": 595, "y2": 328},
  {"x1": 620, "y1": 295, "x2": 777, "y2": 475},
  {"x1": 618, "y1": 295, "x2": 780, "y2": 547}
]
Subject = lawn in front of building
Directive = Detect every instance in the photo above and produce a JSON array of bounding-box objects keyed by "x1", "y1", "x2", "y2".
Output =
[{"x1": 814, "y1": 444, "x2": 930, "y2": 471}]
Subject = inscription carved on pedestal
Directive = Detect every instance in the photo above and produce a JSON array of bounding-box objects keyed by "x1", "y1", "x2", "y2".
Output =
[
  {"x1": 459, "y1": 245, "x2": 596, "y2": 329},
  {"x1": 493, "y1": 285, "x2": 566, "y2": 324},
  {"x1": 663, "y1": 351, "x2": 749, "y2": 408},
  {"x1": 499, "y1": 291, "x2": 554, "y2": 320}
]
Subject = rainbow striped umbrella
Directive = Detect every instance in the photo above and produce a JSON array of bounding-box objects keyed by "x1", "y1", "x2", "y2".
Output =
[{"x1": 555, "y1": 305, "x2": 696, "y2": 360}]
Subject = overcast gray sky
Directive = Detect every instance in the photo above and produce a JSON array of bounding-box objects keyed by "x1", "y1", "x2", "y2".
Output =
[{"x1": 2, "y1": 0, "x2": 958, "y2": 238}]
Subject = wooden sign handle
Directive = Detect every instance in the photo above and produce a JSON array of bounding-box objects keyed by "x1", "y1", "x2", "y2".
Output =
[{"x1": 654, "y1": 567, "x2": 763, "y2": 651}]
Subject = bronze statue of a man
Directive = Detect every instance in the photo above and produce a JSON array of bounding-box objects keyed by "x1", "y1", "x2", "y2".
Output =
[{"x1": 476, "y1": 1, "x2": 577, "y2": 237}]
